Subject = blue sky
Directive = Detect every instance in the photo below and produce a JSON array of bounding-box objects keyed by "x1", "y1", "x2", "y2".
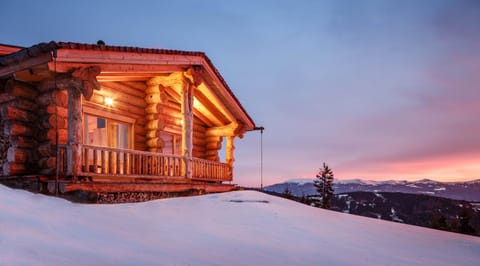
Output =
[{"x1": 1, "y1": 0, "x2": 479, "y2": 186}]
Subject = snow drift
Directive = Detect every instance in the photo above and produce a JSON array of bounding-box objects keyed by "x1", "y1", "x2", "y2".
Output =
[{"x1": 0, "y1": 185, "x2": 479, "y2": 265}]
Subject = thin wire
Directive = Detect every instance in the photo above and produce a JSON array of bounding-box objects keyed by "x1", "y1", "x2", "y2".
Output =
[{"x1": 260, "y1": 128, "x2": 263, "y2": 190}]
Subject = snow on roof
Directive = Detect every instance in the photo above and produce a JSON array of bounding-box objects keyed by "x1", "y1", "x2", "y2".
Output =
[{"x1": 1, "y1": 185, "x2": 479, "y2": 265}]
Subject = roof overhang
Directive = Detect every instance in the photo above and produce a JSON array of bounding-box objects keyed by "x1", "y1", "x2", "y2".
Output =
[{"x1": 0, "y1": 41, "x2": 255, "y2": 131}]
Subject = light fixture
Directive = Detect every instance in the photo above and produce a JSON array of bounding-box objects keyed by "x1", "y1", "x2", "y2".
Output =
[{"x1": 104, "y1": 96, "x2": 114, "y2": 106}]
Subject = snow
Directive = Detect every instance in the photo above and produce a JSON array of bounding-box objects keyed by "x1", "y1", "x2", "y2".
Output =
[
  {"x1": 285, "y1": 178, "x2": 313, "y2": 185},
  {"x1": 434, "y1": 187, "x2": 446, "y2": 191},
  {"x1": 1, "y1": 185, "x2": 479, "y2": 266},
  {"x1": 406, "y1": 184, "x2": 421, "y2": 188}
]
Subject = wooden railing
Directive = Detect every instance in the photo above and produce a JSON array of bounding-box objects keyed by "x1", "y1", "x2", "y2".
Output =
[
  {"x1": 192, "y1": 157, "x2": 232, "y2": 181},
  {"x1": 57, "y1": 144, "x2": 231, "y2": 181}
]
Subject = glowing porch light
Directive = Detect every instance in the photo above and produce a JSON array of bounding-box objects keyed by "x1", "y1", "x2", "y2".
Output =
[{"x1": 104, "y1": 96, "x2": 114, "y2": 107}]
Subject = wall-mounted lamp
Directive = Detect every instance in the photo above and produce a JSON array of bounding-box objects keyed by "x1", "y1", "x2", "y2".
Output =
[{"x1": 104, "y1": 96, "x2": 114, "y2": 107}]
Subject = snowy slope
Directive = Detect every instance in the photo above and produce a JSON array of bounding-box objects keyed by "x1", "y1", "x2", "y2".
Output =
[{"x1": 0, "y1": 185, "x2": 479, "y2": 266}]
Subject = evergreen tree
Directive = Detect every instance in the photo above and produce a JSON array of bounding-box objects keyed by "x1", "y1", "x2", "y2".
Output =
[
  {"x1": 283, "y1": 186, "x2": 292, "y2": 199},
  {"x1": 458, "y1": 204, "x2": 475, "y2": 235},
  {"x1": 314, "y1": 162, "x2": 335, "y2": 209}
]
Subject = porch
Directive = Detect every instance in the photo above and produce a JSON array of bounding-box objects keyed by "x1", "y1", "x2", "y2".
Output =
[
  {"x1": 53, "y1": 144, "x2": 235, "y2": 195},
  {"x1": 58, "y1": 144, "x2": 232, "y2": 182}
]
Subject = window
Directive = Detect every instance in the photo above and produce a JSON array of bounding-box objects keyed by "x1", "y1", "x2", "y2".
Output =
[
  {"x1": 161, "y1": 132, "x2": 181, "y2": 155},
  {"x1": 84, "y1": 114, "x2": 132, "y2": 149}
]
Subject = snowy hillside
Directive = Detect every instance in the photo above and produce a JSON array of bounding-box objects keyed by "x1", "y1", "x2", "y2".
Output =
[{"x1": 1, "y1": 185, "x2": 479, "y2": 266}]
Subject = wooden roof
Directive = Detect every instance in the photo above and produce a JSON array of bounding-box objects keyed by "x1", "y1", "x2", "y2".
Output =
[{"x1": 0, "y1": 41, "x2": 255, "y2": 130}]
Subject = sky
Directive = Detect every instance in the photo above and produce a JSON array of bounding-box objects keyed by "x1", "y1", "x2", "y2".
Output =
[{"x1": 1, "y1": 0, "x2": 479, "y2": 186}]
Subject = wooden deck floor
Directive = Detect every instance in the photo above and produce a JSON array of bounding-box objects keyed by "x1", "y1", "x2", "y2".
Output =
[{"x1": 56, "y1": 180, "x2": 236, "y2": 194}]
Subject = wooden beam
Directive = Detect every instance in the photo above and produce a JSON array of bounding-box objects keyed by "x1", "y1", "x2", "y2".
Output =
[
  {"x1": 181, "y1": 78, "x2": 194, "y2": 179},
  {"x1": 49, "y1": 61, "x2": 188, "y2": 74},
  {"x1": 56, "y1": 49, "x2": 204, "y2": 66},
  {"x1": 225, "y1": 136, "x2": 234, "y2": 166},
  {"x1": 59, "y1": 181, "x2": 235, "y2": 194},
  {"x1": 0, "y1": 52, "x2": 52, "y2": 78},
  {"x1": 206, "y1": 122, "x2": 245, "y2": 137},
  {"x1": 101, "y1": 82, "x2": 145, "y2": 98},
  {"x1": 67, "y1": 87, "x2": 82, "y2": 178}
]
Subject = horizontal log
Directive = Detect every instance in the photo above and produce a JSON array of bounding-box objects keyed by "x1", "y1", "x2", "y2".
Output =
[
  {"x1": 4, "y1": 122, "x2": 33, "y2": 136},
  {"x1": 134, "y1": 134, "x2": 146, "y2": 144},
  {"x1": 145, "y1": 103, "x2": 161, "y2": 114},
  {"x1": 90, "y1": 93, "x2": 145, "y2": 117},
  {"x1": 206, "y1": 123, "x2": 241, "y2": 137},
  {"x1": 192, "y1": 151, "x2": 206, "y2": 158},
  {"x1": 0, "y1": 98, "x2": 37, "y2": 111},
  {"x1": 36, "y1": 90, "x2": 68, "y2": 107},
  {"x1": 37, "y1": 129, "x2": 68, "y2": 143},
  {"x1": 101, "y1": 82, "x2": 146, "y2": 98},
  {"x1": 38, "y1": 157, "x2": 56, "y2": 169},
  {"x1": 60, "y1": 182, "x2": 235, "y2": 194},
  {"x1": 206, "y1": 136, "x2": 222, "y2": 143},
  {"x1": 38, "y1": 168, "x2": 55, "y2": 176},
  {"x1": 134, "y1": 125, "x2": 146, "y2": 135},
  {"x1": 205, "y1": 155, "x2": 219, "y2": 162},
  {"x1": 123, "y1": 81, "x2": 147, "y2": 91},
  {"x1": 145, "y1": 119, "x2": 165, "y2": 130},
  {"x1": 37, "y1": 142, "x2": 57, "y2": 157},
  {"x1": 134, "y1": 142, "x2": 147, "y2": 151},
  {"x1": 136, "y1": 117, "x2": 146, "y2": 126},
  {"x1": 46, "y1": 105, "x2": 68, "y2": 117},
  {"x1": 206, "y1": 141, "x2": 222, "y2": 150},
  {"x1": 0, "y1": 105, "x2": 36, "y2": 122},
  {"x1": 5, "y1": 79, "x2": 38, "y2": 100},
  {"x1": 193, "y1": 145, "x2": 206, "y2": 153},
  {"x1": 205, "y1": 150, "x2": 219, "y2": 156},
  {"x1": 41, "y1": 114, "x2": 68, "y2": 129},
  {"x1": 11, "y1": 136, "x2": 37, "y2": 149},
  {"x1": 7, "y1": 147, "x2": 32, "y2": 163},
  {"x1": 146, "y1": 137, "x2": 165, "y2": 148},
  {"x1": 0, "y1": 93, "x2": 15, "y2": 103},
  {"x1": 2, "y1": 163, "x2": 27, "y2": 176},
  {"x1": 99, "y1": 86, "x2": 146, "y2": 108}
]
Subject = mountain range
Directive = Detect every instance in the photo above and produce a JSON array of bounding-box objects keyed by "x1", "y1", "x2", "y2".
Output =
[{"x1": 264, "y1": 178, "x2": 480, "y2": 202}]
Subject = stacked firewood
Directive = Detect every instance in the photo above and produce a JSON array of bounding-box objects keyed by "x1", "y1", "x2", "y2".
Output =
[
  {"x1": 96, "y1": 191, "x2": 196, "y2": 203},
  {"x1": 0, "y1": 80, "x2": 38, "y2": 176},
  {"x1": 35, "y1": 89, "x2": 68, "y2": 175}
]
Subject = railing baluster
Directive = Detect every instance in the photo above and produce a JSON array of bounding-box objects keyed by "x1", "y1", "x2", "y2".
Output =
[{"x1": 74, "y1": 145, "x2": 230, "y2": 181}]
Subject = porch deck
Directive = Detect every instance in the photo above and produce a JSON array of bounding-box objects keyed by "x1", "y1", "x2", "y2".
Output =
[{"x1": 56, "y1": 144, "x2": 234, "y2": 193}]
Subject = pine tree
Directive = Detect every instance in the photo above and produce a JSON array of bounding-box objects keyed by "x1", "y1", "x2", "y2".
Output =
[
  {"x1": 458, "y1": 204, "x2": 475, "y2": 235},
  {"x1": 283, "y1": 186, "x2": 292, "y2": 199},
  {"x1": 314, "y1": 162, "x2": 335, "y2": 209}
]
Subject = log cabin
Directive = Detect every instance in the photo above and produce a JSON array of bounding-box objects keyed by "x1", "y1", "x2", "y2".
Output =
[{"x1": 0, "y1": 41, "x2": 256, "y2": 197}]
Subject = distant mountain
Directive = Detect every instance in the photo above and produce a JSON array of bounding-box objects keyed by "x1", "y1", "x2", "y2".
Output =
[
  {"x1": 329, "y1": 192, "x2": 479, "y2": 236},
  {"x1": 265, "y1": 178, "x2": 480, "y2": 202}
]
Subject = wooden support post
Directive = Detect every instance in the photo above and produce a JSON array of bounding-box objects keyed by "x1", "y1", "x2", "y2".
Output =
[
  {"x1": 226, "y1": 136, "x2": 234, "y2": 180},
  {"x1": 225, "y1": 136, "x2": 234, "y2": 166},
  {"x1": 67, "y1": 87, "x2": 82, "y2": 180},
  {"x1": 181, "y1": 78, "x2": 194, "y2": 179}
]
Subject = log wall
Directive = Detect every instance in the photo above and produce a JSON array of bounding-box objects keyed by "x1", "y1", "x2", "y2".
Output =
[
  {"x1": 35, "y1": 89, "x2": 68, "y2": 175},
  {"x1": 0, "y1": 78, "x2": 221, "y2": 178},
  {"x1": 0, "y1": 80, "x2": 39, "y2": 176},
  {"x1": 162, "y1": 98, "x2": 211, "y2": 159},
  {"x1": 85, "y1": 83, "x2": 148, "y2": 151}
]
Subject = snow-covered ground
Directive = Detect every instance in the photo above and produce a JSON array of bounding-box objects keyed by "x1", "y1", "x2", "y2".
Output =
[{"x1": 1, "y1": 185, "x2": 479, "y2": 266}]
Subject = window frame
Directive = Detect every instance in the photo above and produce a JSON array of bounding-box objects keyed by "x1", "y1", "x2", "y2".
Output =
[{"x1": 83, "y1": 106, "x2": 135, "y2": 149}]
